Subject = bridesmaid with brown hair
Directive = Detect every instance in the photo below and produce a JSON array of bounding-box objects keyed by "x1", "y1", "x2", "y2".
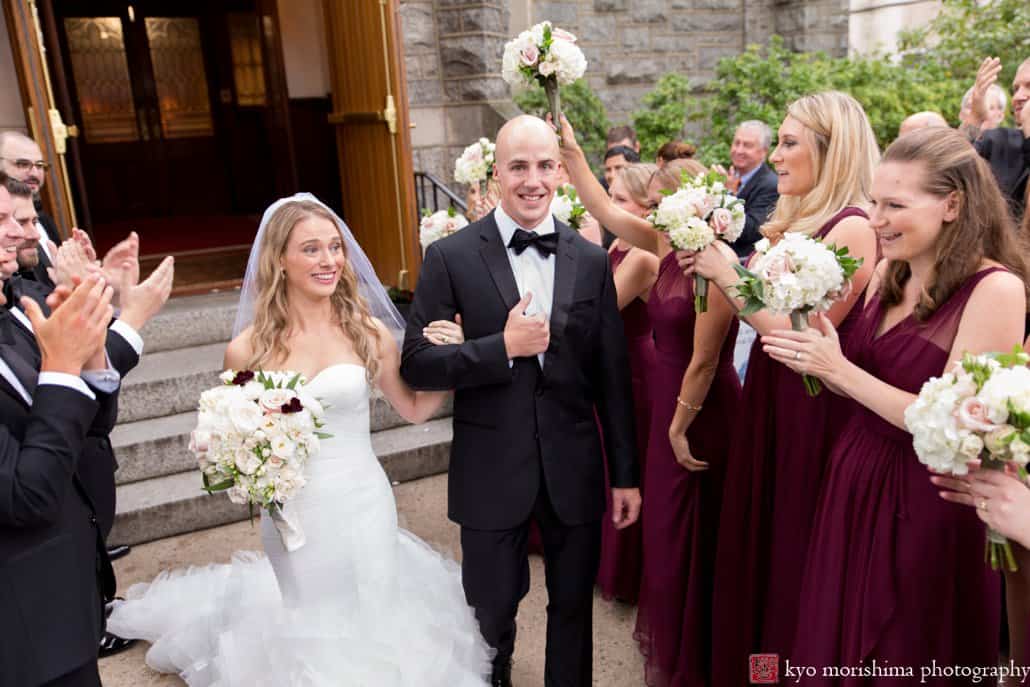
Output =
[
  {"x1": 559, "y1": 113, "x2": 741, "y2": 686},
  {"x1": 766, "y1": 126, "x2": 1028, "y2": 683},
  {"x1": 679, "y1": 91, "x2": 880, "y2": 683}
]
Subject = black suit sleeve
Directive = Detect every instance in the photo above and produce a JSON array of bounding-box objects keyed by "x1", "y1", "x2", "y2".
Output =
[
  {"x1": 106, "y1": 327, "x2": 141, "y2": 377},
  {"x1": 593, "y1": 258, "x2": 638, "y2": 489},
  {"x1": 732, "y1": 174, "x2": 778, "y2": 257},
  {"x1": 0, "y1": 384, "x2": 97, "y2": 527},
  {"x1": 400, "y1": 243, "x2": 513, "y2": 391}
]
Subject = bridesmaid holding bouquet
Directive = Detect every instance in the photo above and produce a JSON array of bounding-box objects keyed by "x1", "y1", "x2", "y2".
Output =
[
  {"x1": 678, "y1": 92, "x2": 880, "y2": 682},
  {"x1": 766, "y1": 127, "x2": 1028, "y2": 683}
]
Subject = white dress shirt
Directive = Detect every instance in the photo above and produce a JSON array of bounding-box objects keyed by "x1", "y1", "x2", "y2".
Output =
[
  {"x1": 494, "y1": 204, "x2": 556, "y2": 367},
  {"x1": 34, "y1": 220, "x2": 54, "y2": 260}
]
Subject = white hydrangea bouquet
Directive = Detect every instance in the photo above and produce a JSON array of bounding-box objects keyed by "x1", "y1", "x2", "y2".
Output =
[
  {"x1": 904, "y1": 347, "x2": 1030, "y2": 571},
  {"x1": 733, "y1": 233, "x2": 863, "y2": 395},
  {"x1": 550, "y1": 184, "x2": 587, "y2": 229},
  {"x1": 502, "y1": 21, "x2": 587, "y2": 145},
  {"x1": 454, "y1": 137, "x2": 495, "y2": 197},
  {"x1": 419, "y1": 206, "x2": 469, "y2": 252},
  {"x1": 649, "y1": 171, "x2": 747, "y2": 312},
  {"x1": 191, "y1": 369, "x2": 330, "y2": 551}
]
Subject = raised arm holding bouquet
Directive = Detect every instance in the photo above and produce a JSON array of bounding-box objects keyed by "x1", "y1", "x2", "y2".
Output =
[{"x1": 502, "y1": 22, "x2": 586, "y2": 146}]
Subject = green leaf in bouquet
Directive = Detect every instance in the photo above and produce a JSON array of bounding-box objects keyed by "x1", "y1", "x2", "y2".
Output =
[
  {"x1": 287, "y1": 372, "x2": 302, "y2": 390},
  {"x1": 993, "y1": 344, "x2": 1030, "y2": 369},
  {"x1": 315, "y1": 431, "x2": 333, "y2": 439},
  {"x1": 446, "y1": 205, "x2": 458, "y2": 218},
  {"x1": 825, "y1": 243, "x2": 864, "y2": 280},
  {"x1": 1006, "y1": 400, "x2": 1030, "y2": 431},
  {"x1": 961, "y1": 353, "x2": 995, "y2": 391},
  {"x1": 202, "y1": 472, "x2": 235, "y2": 493},
  {"x1": 542, "y1": 22, "x2": 553, "y2": 50},
  {"x1": 421, "y1": 208, "x2": 432, "y2": 218}
]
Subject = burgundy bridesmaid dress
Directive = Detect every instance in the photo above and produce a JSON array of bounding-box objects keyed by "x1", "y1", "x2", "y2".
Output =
[
  {"x1": 595, "y1": 245, "x2": 655, "y2": 602},
  {"x1": 635, "y1": 251, "x2": 741, "y2": 686},
  {"x1": 709, "y1": 207, "x2": 869, "y2": 685},
  {"x1": 791, "y1": 269, "x2": 1004, "y2": 685}
]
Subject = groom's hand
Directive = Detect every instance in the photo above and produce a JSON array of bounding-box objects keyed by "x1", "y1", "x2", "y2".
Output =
[
  {"x1": 611, "y1": 488, "x2": 641, "y2": 530},
  {"x1": 503, "y1": 292, "x2": 549, "y2": 359}
]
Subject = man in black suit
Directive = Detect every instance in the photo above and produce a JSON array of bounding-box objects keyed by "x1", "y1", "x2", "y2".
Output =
[
  {"x1": 0, "y1": 131, "x2": 56, "y2": 286},
  {"x1": 0, "y1": 259, "x2": 119, "y2": 687},
  {"x1": 712, "y1": 121, "x2": 780, "y2": 258},
  {"x1": 401, "y1": 115, "x2": 641, "y2": 687},
  {"x1": 964, "y1": 57, "x2": 1030, "y2": 221}
]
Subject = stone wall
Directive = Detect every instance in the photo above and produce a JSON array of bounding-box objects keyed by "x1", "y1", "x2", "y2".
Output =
[{"x1": 398, "y1": 0, "x2": 852, "y2": 194}]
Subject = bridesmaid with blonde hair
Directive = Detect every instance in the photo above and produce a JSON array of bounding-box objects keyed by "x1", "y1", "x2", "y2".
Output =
[{"x1": 679, "y1": 91, "x2": 880, "y2": 681}]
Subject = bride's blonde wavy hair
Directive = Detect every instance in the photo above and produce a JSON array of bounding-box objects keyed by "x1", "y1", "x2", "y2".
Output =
[
  {"x1": 245, "y1": 200, "x2": 382, "y2": 382},
  {"x1": 762, "y1": 91, "x2": 880, "y2": 242}
]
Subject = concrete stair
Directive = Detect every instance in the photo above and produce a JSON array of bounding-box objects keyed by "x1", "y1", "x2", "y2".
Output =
[{"x1": 109, "y1": 292, "x2": 454, "y2": 546}]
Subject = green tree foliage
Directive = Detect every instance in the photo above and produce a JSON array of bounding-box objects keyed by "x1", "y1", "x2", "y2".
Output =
[
  {"x1": 514, "y1": 79, "x2": 611, "y2": 170},
  {"x1": 630, "y1": 73, "x2": 693, "y2": 161},
  {"x1": 899, "y1": 0, "x2": 1030, "y2": 102}
]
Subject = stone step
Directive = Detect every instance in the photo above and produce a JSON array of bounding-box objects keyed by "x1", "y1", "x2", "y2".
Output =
[
  {"x1": 119, "y1": 342, "x2": 226, "y2": 423},
  {"x1": 111, "y1": 395, "x2": 454, "y2": 485},
  {"x1": 108, "y1": 417, "x2": 453, "y2": 546},
  {"x1": 138, "y1": 291, "x2": 238, "y2": 354}
]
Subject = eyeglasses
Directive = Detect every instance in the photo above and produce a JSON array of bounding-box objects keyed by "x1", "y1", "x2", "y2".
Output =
[{"x1": 0, "y1": 158, "x2": 50, "y2": 172}]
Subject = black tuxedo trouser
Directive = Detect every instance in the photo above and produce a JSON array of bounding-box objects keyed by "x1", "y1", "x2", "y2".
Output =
[
  {"x1": 460, "y1": 476, "x2": 601, "y2": 687},
  {"x1": 41, "y1": 661, "x2": 101, "y2": 687}
]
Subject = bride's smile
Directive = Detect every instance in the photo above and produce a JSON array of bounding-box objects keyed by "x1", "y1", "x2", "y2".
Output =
[{"x1": 281, "y1": 215, "x2": 346, "y2": 298}]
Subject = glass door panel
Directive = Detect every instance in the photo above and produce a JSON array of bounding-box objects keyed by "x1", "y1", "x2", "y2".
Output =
[
  {"x1": 144, "y1": 17, "x2": 214, "y2": 139},
  {"x1": 63, "y1": 17, "x2": 139, "y2": 143}
]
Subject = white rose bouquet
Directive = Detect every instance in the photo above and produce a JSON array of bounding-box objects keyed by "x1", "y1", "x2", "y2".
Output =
[
  {"x1": 192, "y1": 369, "x2": 330, "y2": 551},
  {"x1": 904, "y1": 347, "x2": 1030, "y2": 571},
  {"x1": 733, "y1": 233, "x2": 863, "y2": 395},
  {"x1": 454, "y1": 137, "x2": 495, "y2": 197},
  {"x1": 550, "y1": 184, "x2": 587, "y2": 229},
  {"x1": 648, "y1": 170, "x2": 747, "y2": 312},
  {"x1": 419, "y1": 206, "x2": 469, "y2": 252},
  {"x1": 502, "y1": 21, "x2": 587, "y2": 145}
]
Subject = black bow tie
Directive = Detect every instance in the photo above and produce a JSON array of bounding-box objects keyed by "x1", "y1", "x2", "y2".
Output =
[{"x1": 508, "y1": 228, "x2": 559, "y2": 257}]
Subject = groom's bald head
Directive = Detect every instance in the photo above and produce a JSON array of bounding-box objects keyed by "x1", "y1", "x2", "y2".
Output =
[{"x1": 493, "y1": 115, "x2": 560, "y2": 230}]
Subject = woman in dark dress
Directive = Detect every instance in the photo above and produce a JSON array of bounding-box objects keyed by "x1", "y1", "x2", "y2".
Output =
[
  {"x1": 764, "y1": 127, "x2": 1028, "y2": 684},
  {"x1": 560, "y1": 114, "x2": 741, "y2": 687},
  {"x1": 678, "y1": 92, "x2": 880, "y2": 683},
  {"x1": 596, "y1": 162, "x2": 660, "y2": 603}
]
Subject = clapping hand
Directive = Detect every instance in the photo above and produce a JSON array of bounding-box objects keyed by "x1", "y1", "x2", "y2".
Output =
[
  {"x1": 23, "y1": 273, "x2": 113, "y2": 376},
  {"x1": 117, "y1": 255, "x2": 174, "y2": 331},
  {"x1": 967, "y1": 57, "x2": 1003, "y2": 127},
  {"x1": 710, "y1": 164, "x2": 741, "y2": 194},
  {"x1": 49, "y1": 238, "x2": 100, "y2": 289},
  {"x1": 424, "y1": 313, "x2": 464, "y2": 346}
]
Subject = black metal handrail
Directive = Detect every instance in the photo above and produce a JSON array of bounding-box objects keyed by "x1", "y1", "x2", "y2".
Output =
[{"x1": 414, "y1": 171, "x2": 467, "y2": 221}]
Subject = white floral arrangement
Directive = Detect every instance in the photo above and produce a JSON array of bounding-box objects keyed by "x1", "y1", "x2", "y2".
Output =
[
  {"x1": 648, "y1": 171, "x2": 747, "y2": 312},
  {"x1": 502, "y1": 21, "x2": 587, "y2": 144},
  {"x1": 191, "y1": 369, "x2": 330, "y2": 551},
  {"x1": 419, "y1": 206, "x2": 469, "y2": 252},
  {"x1": 550, "y1": 184, "x2": 587, "y2": 229},
  {"x1": 734, "y1": 233, "x2": 863, "y2": 395},
  {"x1": 904, "y1": 348, "x2": 1030, "y2": 570},
  {"x1": 454, "y1": 138, "x2": 495, "y2": 193}
]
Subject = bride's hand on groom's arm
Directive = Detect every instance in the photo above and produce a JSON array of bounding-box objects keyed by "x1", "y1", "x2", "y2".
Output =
[{"x1": 423, "y1": 313, "x2": 464, "y2": 346}]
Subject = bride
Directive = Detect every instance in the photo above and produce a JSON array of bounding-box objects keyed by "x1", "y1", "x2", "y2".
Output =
[{"x1": 108, "y1": 194, "x2": 492, "y2": 685}]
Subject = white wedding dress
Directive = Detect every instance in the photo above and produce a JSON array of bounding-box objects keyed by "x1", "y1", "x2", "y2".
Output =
[{"x1": 108, "y1": 364, "x2": 492, "y2": 686}]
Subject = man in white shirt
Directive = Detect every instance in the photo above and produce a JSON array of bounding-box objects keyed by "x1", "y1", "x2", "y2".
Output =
[{"x1": 403, "y1": 115, "x2": 640, "y2": 687}]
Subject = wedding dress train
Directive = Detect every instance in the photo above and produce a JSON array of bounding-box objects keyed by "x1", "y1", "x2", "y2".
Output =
[{"x1": 108, "y1": 364, "x2": 492, "y2": 686}]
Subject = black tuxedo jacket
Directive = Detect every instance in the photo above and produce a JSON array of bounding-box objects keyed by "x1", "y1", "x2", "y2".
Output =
[
  {"x1": 7, "y1": 275, "x2": 140, "y2": 536},
  {"x1": 975, "y1": 127, "x2": 1029, "y2": 221},
  {"x1": 0, "y1": 375, "x2": 115, "y2": 686},
  {"x1": 731, "y1": 163, "x2": 779, "y2": 257},
  {"x1": 401, "y1": 211, "x2": 638, "y2": 531}
]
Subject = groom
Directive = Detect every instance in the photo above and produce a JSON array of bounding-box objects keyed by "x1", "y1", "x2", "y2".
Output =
[{"x1": 402, "y1": 115, "x2": 640, "y2": 687}]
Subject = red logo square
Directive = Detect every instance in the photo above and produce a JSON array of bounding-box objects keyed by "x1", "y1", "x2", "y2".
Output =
[{"x1": 750, "y1": 653, "x2": 779, "y2": 684}]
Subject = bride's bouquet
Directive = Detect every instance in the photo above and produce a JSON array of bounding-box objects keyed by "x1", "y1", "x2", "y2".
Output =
[
  {"x1": 191, "y1": 369, "x2": 330, "y2": 551},
  {"x1": 649, "y1": 171, "x2": 747, "y2": 312},
  {"x1": 502, "y1": 21, "x2": 587, "y2": 145},
  {"x1": 905, "y1": 347, "x2": 1030, "y2": 571},
  {"x1": 733, "y1": 233, "x2": 863, "y2": 396},
  {"x1": 454, "y1": 137, "x2": 495, "y2": 196},
  {"x1": 419, "y1": 206, "x2": 469, "y2": 252},
  {"x1": 550, "y1": 184, "x2": 587, "y2": 229}
]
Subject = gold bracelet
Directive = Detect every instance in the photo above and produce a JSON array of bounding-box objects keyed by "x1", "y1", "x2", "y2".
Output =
[{"x1": 676, "y1": 396, "x2": 702, "y2": 412}]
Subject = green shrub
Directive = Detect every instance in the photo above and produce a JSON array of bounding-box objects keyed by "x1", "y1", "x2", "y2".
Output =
[{"x1": 630, "y1": 73, "x2": 693, "y2": 161}]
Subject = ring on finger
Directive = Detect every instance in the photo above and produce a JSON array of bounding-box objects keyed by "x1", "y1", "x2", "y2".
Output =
[
  {"x1": 794, "y1": 350, "x2": 802, "y2": 361},
  {"x1": 978, "y1": 498, "x2": 989, "y2": 512}
]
